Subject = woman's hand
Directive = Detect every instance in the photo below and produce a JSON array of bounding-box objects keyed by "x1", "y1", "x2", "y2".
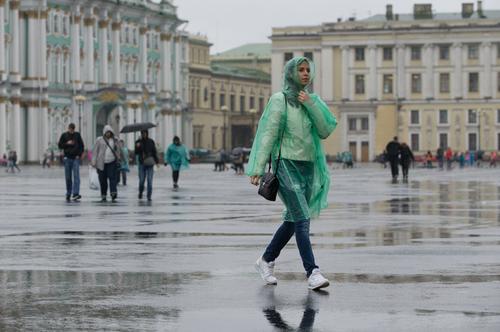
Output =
[
  {"x1": 298, "y1": 91, "x2": 310, "y2": 104},
  {"x1": 250, "y1": 175, "x2": 261, "y2": 186}
]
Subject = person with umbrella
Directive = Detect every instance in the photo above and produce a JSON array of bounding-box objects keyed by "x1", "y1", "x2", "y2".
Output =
[
  {"x1": 164, "y1": 136, "x2": 189, "y2": 189},
  {"x1": 135, "y1": 129, "x2": 159, "y2": 201}
]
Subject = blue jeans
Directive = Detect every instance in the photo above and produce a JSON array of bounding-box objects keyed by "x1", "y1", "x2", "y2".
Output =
[
  {"x1": 98, "y1": 161, "x2": 118, "y2": 198},
  {"x1": 138, "y1": 165, "x2": 154, "y2": 198},
  {"x1": 263, "y1": 219, "x2": 318, "y2": 277},
  {"x1": 63, "y1": 157, "x2": 80, "y2": 196}
]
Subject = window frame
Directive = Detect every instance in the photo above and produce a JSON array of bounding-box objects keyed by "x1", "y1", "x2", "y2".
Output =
[
  {"x1": 383, "y1": 47, "x2": 393, "y2": 61},
  {"x1": 411, "y1": 73, "x2": 422, "y2": 94},
  {"x1": 438, "y1": 109, "x2": 448, "y2": 125},
  {"x1": 468, "y1": 44, "x2": 479, "y2": 60},
  {"x1": 468, "y1": 72, "x2": 479, "y2": 93},
  {"x1": 354, "y1": 47, "x2": 365, "y2": 62},
  {"x1": 439, "y1": 73, "x2": 450, "y2": 93},
  {"x1": 383, "y1": 74, "x2": 393, "y2": 94},
  {"x1": 439, "y1": 45, "x2": 450, "y2": 60},
  {"x1": 355, "y1": 74, "x2": 365, "y2": 94},
  {"x1": 410, "y1": 110, "x2": 420, "y2": 125},
  {"x1": 410, "y1": 133, "x2": 420, "y2": 151},
  {"x1": 411, "y1": 46, "x2": 421, "y2": 61}
]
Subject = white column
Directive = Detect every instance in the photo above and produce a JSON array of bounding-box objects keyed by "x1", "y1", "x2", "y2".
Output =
[
  {"x1": 0, "y1": 101, "x2": 5, "y2": 154},
  {"x1": 320, "y1": 47, "x2": 333, "y2": 101},
  {"x1": 9, "y1": 1, "x2": 20, "y2": 82},
  {"x1": 481, "y1": 42, "x2": 492, "y2": 98},
  {"x1": 396, "y1": 44, "x2": 406, "y2": 99},
  {"x1": 83, "y1": 14, "x2": 95, "y2": 85},
  {"x1": 0, "y1": 1, "x2": 6, "y2": 81},
  {"x1": 312, "y1": 50, "x2": 321, "y2": 96},
  {"x1": 98, "y1": 14, "x2": 109, "y2": 85},
  {"x1": 452, "y1": 43, "x2": 463, "y2": 99},
  {"x1": 175, "y1": 112, "x2": 182, "y2": 138},
  {"x1": 367, "y1": 45, "x2": 377, "y2": 100},
  {"x1": 423, "y1": 44, "x2": 434, "y2": 99},
  {"x1": 341, "y1": 46, "x2": 350, "y2": 100},
  {"x1": 271, "y1": 52, "x2": 283, "y2": 93},
  {"x1": 26, "y1": 106, "x2": 39, "y2": 162},
  {"x1": 139, "y1": 26, "x2": 148, "y2": 84},
  {"x1": 71, "y1": 8, "x2": 81, "y2": 89},
  {"x1": 111, "y1": 17, "x2": 121, "y2": 85},
  {"x1": 160, "y1": 31, "x2": 171, "y2": 93},
  {"x1": 11, "y1": 99, "x2": 21, "y2": 155},
  {"x1": 175, "y1": 35, "x2": 182, "y2": 97}
]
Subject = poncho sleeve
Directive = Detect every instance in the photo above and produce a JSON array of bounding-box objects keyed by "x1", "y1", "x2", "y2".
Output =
[
  {"x1": 246, "y1": 93, "x2": 286, "y2": 176},
  {"x1": 303, "y1": 94, "x2": 337, "y2": 139}
]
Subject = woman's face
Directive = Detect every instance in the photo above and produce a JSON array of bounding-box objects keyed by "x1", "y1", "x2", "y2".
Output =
[{"x1": 297, "y1": 61, "x2": 310, "y2": 86}]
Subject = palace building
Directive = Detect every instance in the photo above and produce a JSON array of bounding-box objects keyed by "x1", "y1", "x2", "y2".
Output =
[
  {"x1": 271, "y1": 1, "x2": 500, "y2": 161},
  {"x1": 0, "y1": 0, "x2": 190, "y2": 162}
]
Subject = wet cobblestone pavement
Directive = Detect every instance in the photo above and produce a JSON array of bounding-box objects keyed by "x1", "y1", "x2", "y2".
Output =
[{"x1": 0, "y1": 164, "x2": 499, "y2": 331}]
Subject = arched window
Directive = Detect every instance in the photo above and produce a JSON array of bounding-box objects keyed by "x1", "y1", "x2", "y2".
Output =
[{"x1": 54, "y1": 15, "x2": 59, "y2": 33}]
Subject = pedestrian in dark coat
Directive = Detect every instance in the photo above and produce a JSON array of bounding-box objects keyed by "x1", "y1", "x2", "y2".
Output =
[
  {"x1": 399, "y1": 143, "x2": 414, "y2": 181},
  {"x1": 385, "y1": 136, "x2": 401, "y2": 181}
]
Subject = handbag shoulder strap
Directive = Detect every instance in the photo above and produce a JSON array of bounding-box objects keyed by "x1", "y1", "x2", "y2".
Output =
[
  {"x1": 267, "y1": 93, "x2": 288, "y2": 173},
  {"x1": 103, "y1": 137, "x2": 120, "y2": 161}
]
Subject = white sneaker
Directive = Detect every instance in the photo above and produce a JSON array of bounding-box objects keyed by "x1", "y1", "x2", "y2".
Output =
[
  {"x1": 255, "y1": 256, "x2": 277, "y2": 285},
  {"x1": 308, "y1": 268, "x2": 330, "y2": 290}
]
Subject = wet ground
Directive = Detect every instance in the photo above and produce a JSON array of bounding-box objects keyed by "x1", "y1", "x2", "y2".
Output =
[{"x1": 0, "y1": 163, "x2": 499, "y2": 331}]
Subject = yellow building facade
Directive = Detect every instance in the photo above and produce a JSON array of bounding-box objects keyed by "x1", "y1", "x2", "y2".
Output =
[
  {"x1": 188, "y1": 35, "x2": 271, "y2": 151},
  {"x1": 271, "y1": 2, "x2": 500, "y2": 161}
]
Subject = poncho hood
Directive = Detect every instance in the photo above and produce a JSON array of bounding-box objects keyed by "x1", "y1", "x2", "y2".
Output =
[{"x1": 282, "y1": 56, "x2": 315, "y2": 107}]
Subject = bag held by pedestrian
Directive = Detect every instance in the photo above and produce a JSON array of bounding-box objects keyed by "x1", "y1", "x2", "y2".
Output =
[
  {"x1": 143, "y1": 156, "x2": 155, "y2": 167},
  {"x1": 258, "y1": 93, "x2": 287, "y2": 202},
  {"x1": 88, "y1": 165, "x2": 100, "y2": 190}
]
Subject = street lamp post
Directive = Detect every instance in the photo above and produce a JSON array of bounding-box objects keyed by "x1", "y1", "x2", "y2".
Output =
[
  {"x1": 74, "y1": 95, "x2": 86, "y2": 132},
  {"x1": 221, "y1": 105, "x2": 228, "y2": 150},
  {"x1": 129, "y1": 99, "x2": 140, "y2": 124}
]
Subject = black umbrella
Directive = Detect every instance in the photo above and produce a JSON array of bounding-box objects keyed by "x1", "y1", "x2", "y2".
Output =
[{"x1": 120, "y1": 122, "x2": 156, "y2": 133}]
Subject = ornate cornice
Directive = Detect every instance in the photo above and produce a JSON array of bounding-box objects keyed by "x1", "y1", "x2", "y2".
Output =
[
  {"x1": 112, "y1": 22, "x2": 121, "y2": 31},
  {"x1": 72, "y1": 15, "x2": 81, "y2": 24},
  {"x1": 84, "y1": 17, "x2": 95, "y2": 27},
  {"x1": 98, "y1": 20, "x2": 109, "y2": 29},
  {"x1": 10, "y1": 96, "x2": 21, "y2": 104},
  {"x1": 160, "y1": 33, "x2": 172, "y2": 41},
  {"x1": 139, "y1": 27, "x2": 149, "y2": 35},
  {"x1": 0, "y1": 0, "x2": 6, "y2": 7},
  {"x1": 10, "y1": 1, "x2": 20, "y2": 10},
  {"x1": 22, "y1": 10, "x2": 48, "y2": 19}
]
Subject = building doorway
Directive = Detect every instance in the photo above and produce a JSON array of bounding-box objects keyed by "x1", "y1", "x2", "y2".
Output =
[
  {"x1": 95, "y1": 103, "x2": 120, "y2": 139},
  {"x1": 361, "y1": 141, "x2": 369, "y2": 162},
  {"x1": 349, "y1": 141, "x2": 357, "y2": 161}
]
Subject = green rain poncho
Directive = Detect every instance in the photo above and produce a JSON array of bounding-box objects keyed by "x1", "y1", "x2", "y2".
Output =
[
  {"x1": 246, "y1": 56, "x2": 337, "y2": 221},
  {"x1": 165, "y1": 144, "x2": 189, "y2": 171}
]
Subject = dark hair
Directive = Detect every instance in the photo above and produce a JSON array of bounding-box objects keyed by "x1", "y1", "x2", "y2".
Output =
[
  {"x1": 173, "y1": 136, "x2": 180, "y2": 142},
  {"x1": 69, "y1": 123, "x2": 76, "y2": 130},
  {"x1": 393, "y1": 136, "x2": 398, "y2": 141}
]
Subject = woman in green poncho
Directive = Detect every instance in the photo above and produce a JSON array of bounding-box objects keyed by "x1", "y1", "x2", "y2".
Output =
[
  {"x1": 247, "y1": 56, "x2": 337, "y2": 290},
  {"x1": 164, "y1": 136, "x2": 189, "y2": 189}
]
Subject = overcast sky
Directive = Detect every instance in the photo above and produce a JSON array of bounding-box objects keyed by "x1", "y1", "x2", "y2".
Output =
[{"x1": 155, "y1": 0, "x2": 496, "y2": 54}]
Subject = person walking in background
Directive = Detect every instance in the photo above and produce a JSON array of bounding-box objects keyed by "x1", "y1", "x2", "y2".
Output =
[
  {"x1": 436, "y1": 146, "x2": 444, "y2": 170},
  {"x1": 425, "y1": 150, "x2": 433, "y2": 168},
  {"x1": 165, "y1": 136, "x2": 189, "y2": 189},
  {"x1": 459, "y1": 152, "x2": 466, "y2": 168},
  {"x1": 117, "y1": 139, "x2": 130, "y2": 186},
  {"x1": 490, "y1": 151, "x2": 497, "y2": 168},
  {"x1": 247, "y1": 56, "x2": 337, "y2": 290},
  {"x1": 58, "y1": 123, "x2": 84, "y2": 202},
  {"x1": 135, "y1": 129, "x2": 159, "y2": 201},
  {"x1": 6, "y1": 151, "x2": 20, "y2": 173},
  {"x1": 91, "y1": 125, "x2": 124, "y2": 202},
  {"x1": 399, "y1": 143, "x2": 414, "y2": 182},
  {"x1": 469, "y1": 150, "x2": 475, "y2": 167},
  {"x1": 445, "y1": 147, "x2": 453, "y2": 170},
  {"x1": 385, "y1": 136, "x2": 401, "y2": 182}
]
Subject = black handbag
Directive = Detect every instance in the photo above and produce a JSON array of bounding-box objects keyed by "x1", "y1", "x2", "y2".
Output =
[{"x1": 258, "y1": 94, "x2": 287, "y2": 201}]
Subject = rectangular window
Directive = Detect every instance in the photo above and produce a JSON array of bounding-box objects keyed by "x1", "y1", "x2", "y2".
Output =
[
  {"x1": 383, "y1": 47, "x2": 393, "y2": 61},
  {"x1": 439, "y1": 45, "x2": 450, "y2": 60},
  {"x1": 383, "y1": 74, "x2": 393, "y2": 94},
  {"x1": 361, "y1": 117, "x2": 369, "y2": 130},
  {"x1": 210, "y1": 92, "x2": 215, "y2": 110},
  {"x1": 219, "y1": 93, "x2": 226, "y2": 107},
  {"x1": 348, "y1": 118, "x2": 357, "y2": 131},
  {"x1": 498, "y1": 133, "x2": 500, "y2": 151},
  {"x1": 240, "y1": 95, "x2": 245, "y2": 113},
  {"x1": 439, "y1": 133, "x2": 448, "y2": 149},
  {"x1": 468, "y1": 45, "x2": 479, "y2": 59},
  {"x1": 410, "y1": 110, "x2": 419, "y2": 124},
  {"x1": 249, "y1": 96, "x2": 255, "y2": 110},
  {"x1": 259, "y1": 97, "x2": 264, "y2": 112},
  {"x1": 304, "y1": 52, "x2": 313, "y2": 60},
  {"x1": 439, "y1": 109, "x2": 448, "y2": 124},
  {"x1": 498, "y1": 44, "x2": 500, "y2": 59},
  {"x1": 498, "y1": 72, "x2": 500, "y2": 92},
  {"x1": 355, "y1": 47, "x2": 365, "y2": 61},
  {"x1": 468, "y1": 133, "x2": 477, "y2": 151},
  {"x1": 469, "y1": 72, "x2": 479, "y2": 92},
  {"x1": 411, "y1": 46, "x2": 421, "y2": 60},
  {"x1": 439, "y1": 73, "x2": 450, "y2": 93},
  {"x1": 230, "y1": 94, "x2": 235, "y2": 112},
  {"x1": 411, "y1": 133, "x2": 419, "y2": 151},
  {"x1": 468, "y1": 109, "x2": 477, "y2": 124},
  {"x1": 284, "y1": 52, "x2": 293, "y2": 62},
  {"x1": 355, "y1": 75, "x2": 365, "y2": 94},
  {"x1": 411, "y1": 74, "x2": 422, "y2": 93},
  {"x1": 497, "y1": 109, "x2": 500, "y2": 124}
]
